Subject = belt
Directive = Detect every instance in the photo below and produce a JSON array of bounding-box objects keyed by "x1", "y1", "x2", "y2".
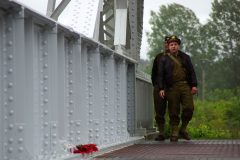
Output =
[{"x1": 174, "y1": 80, "x2": 187, "y2": 84}]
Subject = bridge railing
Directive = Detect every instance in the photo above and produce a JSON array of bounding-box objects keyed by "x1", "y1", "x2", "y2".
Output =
[
  {"x1": 136, "y1": 70, "x2": 155, "y2": 135},
  {"x1": 0, "y1": 1, "x2": 154, "y2": 159}
]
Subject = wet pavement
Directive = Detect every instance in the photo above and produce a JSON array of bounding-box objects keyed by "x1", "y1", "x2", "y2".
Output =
[{"x1": 94, "y1": 140, "x2": 240, "y2": 160}]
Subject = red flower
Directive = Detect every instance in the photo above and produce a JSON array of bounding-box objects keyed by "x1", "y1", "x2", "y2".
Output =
[{"x1": 71, "y1": 144, "x2": 98, "y2": 155}]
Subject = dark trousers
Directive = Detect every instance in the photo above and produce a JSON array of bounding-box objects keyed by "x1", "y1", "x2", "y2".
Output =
[
  {"x1": 153, "y1": 86, "x2": 167, "y2": 129},
  {"x1": 166, "y1": 82, "x2": 194, "y2": 127}
]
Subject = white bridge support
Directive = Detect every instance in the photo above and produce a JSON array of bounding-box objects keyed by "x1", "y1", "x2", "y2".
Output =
[{"x1": 0, "y1": 1, "x2": 144, "y2": 159}]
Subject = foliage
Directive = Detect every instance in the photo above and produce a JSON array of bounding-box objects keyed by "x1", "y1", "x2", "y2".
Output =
[
  {"x1": 146, "y1": 3, "x2": 201, "y2": 62},
  {"x1": 188, "y1": 88, "x2": 240, "y2": 139},
  {"x1": 206, "y1": 0, "x2": 240, "y2": 89}
]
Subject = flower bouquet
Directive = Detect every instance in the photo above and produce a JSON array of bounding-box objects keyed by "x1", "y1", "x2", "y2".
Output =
[{"x1": 70, "y1": 144, "x2": 98, "y2": 155}]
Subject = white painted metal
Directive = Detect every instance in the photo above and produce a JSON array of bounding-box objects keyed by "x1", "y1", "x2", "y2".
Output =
[{"x1": 0, "y1": 1, "x2": 151, "y2": 159}]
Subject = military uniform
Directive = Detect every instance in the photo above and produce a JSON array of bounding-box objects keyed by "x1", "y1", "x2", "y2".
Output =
[
  {"x1": 157, "y1": 35, "x2": 197, "y2": 142},
  {"x1": 166, "y1": 55, "x2": 194, "y2": 131},
  {"x1": 151, "y1": 52, "x2": 167, "y2": 138}
]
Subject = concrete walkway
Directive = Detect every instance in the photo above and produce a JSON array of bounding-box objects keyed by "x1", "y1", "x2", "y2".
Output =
[{"x1": 94, "y1": 140, "x2": 240, "y2": 160}]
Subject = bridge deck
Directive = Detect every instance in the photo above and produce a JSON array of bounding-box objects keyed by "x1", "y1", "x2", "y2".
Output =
[{"x1": 94, "y1": 140, "x2": 240, "y2": 160}]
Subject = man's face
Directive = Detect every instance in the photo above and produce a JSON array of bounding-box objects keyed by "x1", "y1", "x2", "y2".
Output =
[{"x1": 168, "y1": 42, "x2": 179, "y2": 53}]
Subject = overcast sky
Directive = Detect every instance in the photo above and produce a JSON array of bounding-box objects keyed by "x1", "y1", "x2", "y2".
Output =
[{"x1": 16, "y1": 0, "x2": 213, "y2": 60}]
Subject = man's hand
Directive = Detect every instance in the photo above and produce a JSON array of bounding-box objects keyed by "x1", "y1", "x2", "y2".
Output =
[
  {"x1": 159, "y1": 90, "x2": 165, "y2": 98},
  {"x1": 191, "y1": 87, "x2": 198, "y2": 95}
]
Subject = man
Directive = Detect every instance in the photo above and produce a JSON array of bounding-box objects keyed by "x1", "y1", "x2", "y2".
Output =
[
  {"x1": 151, "y1": 36, "x2": 169, "y2": 141},
  {"x1": 157, "y1": 35, "x2": 198, "y2": 142}
]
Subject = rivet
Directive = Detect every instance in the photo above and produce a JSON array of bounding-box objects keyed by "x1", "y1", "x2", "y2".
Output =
[
  {"x1": 9, "y1": 110, "x2": 14, "y2": 116},
  {"x1": 8, "y1": 124, "x2": 14, "y2": 130},
  {"x1": 18, "y1": 147, "x2": 23, "y2": 152},
  {"x1": 43, "y1": 52, "x2": 48, "y2": 57},
  {"x1": 8, "y1": 96, "x2": 14, "y2": 102},
  {"x1": 43, "y1": 75, "x2": 48, "y2": 80},
  {"x1": 7, "y1": 27, "x2": 12, "y2": 32},
  {"x1": 18, "y1": 138, "x2": 23, "y2": 143},
  {"x1": 52, "y1": 141, "x2": 57, "y2": 146},
  {"x1": 8, "y1": 68, "x2": 13, "y2": 73},
  {"x1": 77, "y1": 131, "x2": 81, "y2": 134},
  {"x1": 52, "y1": 133, "x2": 57, "y2": 138},
  {"x1": 7, "y1": 41, "x2": 13, "y2": 46},
  {"x1": 8, "y1": 82, "x2": 13, "y2": 88},
  {"x1": 44, "y1": 122, "x2": 48, "y2": 127},
  {"x1": 18, "y1": 126, "x2": 23, "y2": 131},
  {"x1": 69, "y1": 90, "x2": 73, "y2": 95},
  {"x1": 8, "y1": 138, "x2": 14, "y2": 144},
  {"x1": 52, "y1": 124, "x2": 57, "y2": 128},
  {"x1": 69, "y1": 100, "x2": 73, "y2": 105},
  {"x1": 44, "y1": 110, "x2": 48, "y2": 115},
  {"x1": 43, "y1": 87, "x2": 48, "y2": 92},
  {"x1": 44, "y1": 64, "x2": 48, "y2": 68},
  {"x1": 69, "y1": 110, "x2": 73, "y2": 115},
  {"x1": 43, "y1": 99, "x2": 48, "y2": 104},
  {"x1": 8, "y1": 147, "x2": 13, "y2": 153}
]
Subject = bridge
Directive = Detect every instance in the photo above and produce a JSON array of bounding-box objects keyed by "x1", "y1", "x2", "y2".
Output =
[
  {"x1": 1, "y1": 1, "x2": 239, "y2": 160},
  {"x1": 0, "y1": 0, "x2": 154, "y2": 159}
]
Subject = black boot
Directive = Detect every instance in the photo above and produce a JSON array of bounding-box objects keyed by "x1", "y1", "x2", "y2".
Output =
[
  {"x1": 179, "y1": 122, "x2": 191, "y2": 140},
  {"x1": 170, "y1": 125, "x2": 178, "y2": 142},
  {"x1": 155, "y1": 125, "x2": 165, "y2": 141}
]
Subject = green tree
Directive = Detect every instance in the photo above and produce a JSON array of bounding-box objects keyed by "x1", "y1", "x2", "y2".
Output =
[
  {"x1": 146, "y1": 3, "x2": 201, "y2": 62},
  {"x1": 208, "y1": 0, "x2": 240, "y2": 89},
  {"x1": 146, "y1": 3, "x2": 205, "y2": 91}
]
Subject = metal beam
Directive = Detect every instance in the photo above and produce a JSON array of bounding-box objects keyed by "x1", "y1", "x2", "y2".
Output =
[
  {"x1": 50, "y1": 0, "x2": 71, "y2": 20},
  {"x1": 46, "y1": 0, "x2": 56, "y2": 17}
]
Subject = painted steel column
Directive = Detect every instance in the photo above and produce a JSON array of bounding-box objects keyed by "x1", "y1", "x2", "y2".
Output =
[
  {"x1": 127, "y1": 63, "x2": 136, "y2": 135},
  {"x1": 114, "y1": 0, "x2": 128, "y2": 54},
  {"x1": 71, "y1": 38, "x2": 82, "y2": 145},
  {"x1": 24, "y1": 16, "x2": 39, "y2": 158},
  {"x1": 87, "y1": 47, "x2": 103, "y2": 145},
  {"x1": 118, "y1": 60, "x2": 129, "y2": 140},
  {"x1": 57, "y1": 33, "x2": 67, "y2": 140},
  {"x1": 2, "y1": 8, "x2": 27, "y2": 160},
  {"x1": 100, "y1": 53, "x2": 115, "y2": 146},
  {"x1": 0, "y1": 10, "x2": 3, "y2": 160},
  {"x1": 79, "y1": 41, "x2": 90, "y2": 144},
  {"x1": 46, "y1": 25, "x2": 59, "y2": 157}
]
